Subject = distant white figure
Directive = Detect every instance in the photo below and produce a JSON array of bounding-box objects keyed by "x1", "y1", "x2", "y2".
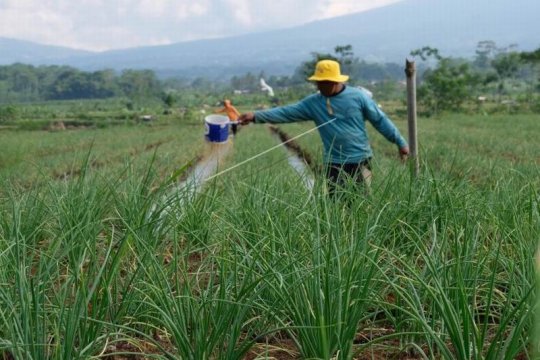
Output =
[
  {"x1": 260, "y1": 78, "x2": 274, "y2": 97},
  {"x1": 357, "y1": 86, "x2": 373, "y2": 98}
]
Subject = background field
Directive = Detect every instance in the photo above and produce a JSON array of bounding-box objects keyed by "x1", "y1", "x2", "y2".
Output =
[{"x1": 0, "y1": 104, "x2": 538, "y2": 359}]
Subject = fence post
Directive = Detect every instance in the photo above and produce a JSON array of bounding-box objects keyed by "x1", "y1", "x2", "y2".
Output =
[{"x1": 405, "y1": 59, "x2": 419, "y2": 177}]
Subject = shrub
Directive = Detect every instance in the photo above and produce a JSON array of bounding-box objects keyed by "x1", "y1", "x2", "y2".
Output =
[
  {"x1": 0, "y1": 105, "x2": 19, "y2": 123},
  {"x1": 532, "y1": 99, "x2": 540, "y2": 113}
]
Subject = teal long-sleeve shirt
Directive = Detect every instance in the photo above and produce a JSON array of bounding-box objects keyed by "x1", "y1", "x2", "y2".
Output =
[{"x1": 254, "y1": 86, "x2": 408, "y2": 164}]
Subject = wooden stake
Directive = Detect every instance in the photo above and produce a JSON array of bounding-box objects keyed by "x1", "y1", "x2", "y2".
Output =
[{"x1": 405, "y1": 59, "x2": 419, "y2": 177}]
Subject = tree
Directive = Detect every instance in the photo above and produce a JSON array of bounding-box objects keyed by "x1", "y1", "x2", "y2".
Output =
[
  {"x1": 119, "y1": 69, "x2": 161, "y2": 100},
  {"x1": 0, "y1": 63, "x2": 40, "y2": 102},
  {"x1": 520, "y1": 47, "x2": 540, "y2": 95},
  {"x1": 46, "y1": 68, "x2": 88, "y2": 99},
  {"x1": 334, "y1": 45, "x2": 354, "y2": 75},
  {"x1": 520, "y1": 48, "x2": 540, "y2": 64},
  {"x1": 491, "y1": 51, "x2": 521, "y2": 97},
  {"x1": 411, "y1": 47, "x2": 477, "y2": 114},
  {"x1": 43, "y1": 67, "x2": 123, "y2": 100},
  {"x1": 422, "y1": 60, "x2": 477, "y2": 114},
  {"x1": 474, "y1": 40, "x2": 498, "y2": 70},
  {"x1": 89, "y1": 69, "x2": 120, "y2": 98},
  {"x1": 292, "y1": 50, "x2": 338, "y2": 84},
  {"x1": 410, "y1": 46, "x2": 442, "y2": 62},
  {"x1": 163, "y1": 93, "x2": 175, "y2": 108},
  {"x1": 0, "y1": 64, "x2": 167, "y2": 102},
  {"x1": 230, "y1": 73, "x2": 258, "y2": 91},
  {"x1": 191, "y1": 77, "x2": 213, "y2": 90}
]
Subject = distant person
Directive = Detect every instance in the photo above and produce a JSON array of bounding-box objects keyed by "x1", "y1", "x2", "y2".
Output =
[
  {"x1": 216, "y1": 99, "x2": 241, "y2": 136},
  {"x1": 238, "y1": 59, "x2": 409, "y2": 195}
]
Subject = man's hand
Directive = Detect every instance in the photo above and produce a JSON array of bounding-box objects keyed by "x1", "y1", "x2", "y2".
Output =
[
  {"x1": 238, "y1": 112, "x2": 255, "y2": 125},
  {"x1": 399, "y1": 146, "x2": 409, "y2": 162}
]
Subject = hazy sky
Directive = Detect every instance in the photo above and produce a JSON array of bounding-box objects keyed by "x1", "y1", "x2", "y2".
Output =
[{"x1": 0, "y1": 0, "x2": 403, "y2": 51}]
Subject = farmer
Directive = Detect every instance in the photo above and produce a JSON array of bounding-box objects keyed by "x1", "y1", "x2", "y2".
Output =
[
  {"x1": 216, "y1": 99, "x2": 241, "y2": 136},
  {"x1": 238, "y1": 59, "x2": 409, "y2": 195}
]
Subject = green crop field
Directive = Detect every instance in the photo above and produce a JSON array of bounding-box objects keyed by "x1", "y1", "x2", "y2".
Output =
[{"x1": 0, "y1": 108, "x2": 539, "y2": 359}]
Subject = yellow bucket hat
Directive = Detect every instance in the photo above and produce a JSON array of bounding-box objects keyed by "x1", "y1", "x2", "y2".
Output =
[{"x1": 308, "y1": 59, "x2": 349, "y2": 82}]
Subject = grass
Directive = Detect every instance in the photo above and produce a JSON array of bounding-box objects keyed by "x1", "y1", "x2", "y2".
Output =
[
  {"x1": 0, "y1": 120, "x2": 206, "y2": 185},
  {"x1": 278, "y1": 113, "x2": 539, "y2": 187},
  {"x1": 0, "y1": 109, "x2": 538, "y2": 359}
]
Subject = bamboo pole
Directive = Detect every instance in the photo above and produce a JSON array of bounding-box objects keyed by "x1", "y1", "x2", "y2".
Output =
[{"x1": 405, "y1": 59, "x2": 419, "y2": 177}]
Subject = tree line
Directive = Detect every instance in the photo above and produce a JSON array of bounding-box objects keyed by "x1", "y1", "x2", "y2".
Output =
[
  {"x1": 410, "y1": 42, "x2": 540, "y2": 114},
  {"x1": 0, "y1": 64, "x2": 161, "y2": 103},
  {"x1": 228, "y1": 42, "x2": 540, "y2": 114},
  {"x1": 1, "y1": 42, "x2": 539, "y2": 116},
  {"x1": 0, "y1": 54, "x2": 415, "y2": 105}
]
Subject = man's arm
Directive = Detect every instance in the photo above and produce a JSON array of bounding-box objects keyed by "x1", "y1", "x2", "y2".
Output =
[
  {"x1": 362, "y1": 97, "x2": 409, "y2": 159},
  {"x1": 239, "y1": 101, "x2": 311, "y2": 125}
]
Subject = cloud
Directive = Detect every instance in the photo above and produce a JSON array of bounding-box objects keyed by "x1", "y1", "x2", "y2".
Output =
[
  {"x1": 0, "y1": 6, "x2": 78, "y2": 47},
  {"x1": 173, "y1": 1, "x2": 211, "y2": 21},
  {"x1": 214, "y1": 0, "x2": 328, "y2": 32},
  {"x1": 222, "y1": 0, "x2": 253, "y2": 26},
  {"x1": 0, "y1": 0, "x2": 404, "y2": 50},
  {"x1": 321, "y1": 0, "x2": 403, "y2": 18},
  {"x1": 136, "y1": 0, "x2": 169, "y2": 17}
]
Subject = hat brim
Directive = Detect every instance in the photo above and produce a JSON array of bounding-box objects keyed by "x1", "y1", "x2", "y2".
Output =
[{"x1": 308, "y1": 74, "x2": 349, "y2": 82}]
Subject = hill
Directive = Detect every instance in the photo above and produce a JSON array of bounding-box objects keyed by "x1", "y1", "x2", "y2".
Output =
[
  {"x1": 0, "y1": 37, "x2": 92, "y2": 65},
  {"x1": 1, "y1": 0, "x2": 538, "y2": 78}
]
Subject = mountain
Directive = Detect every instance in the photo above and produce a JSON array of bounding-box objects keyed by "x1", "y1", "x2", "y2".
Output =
[
  {"x1": 1, "y1": 0, "x2": 538, "y2": 78},
  {"x1": 0, "y1": 37, "x2": 92, "y2": 65}
]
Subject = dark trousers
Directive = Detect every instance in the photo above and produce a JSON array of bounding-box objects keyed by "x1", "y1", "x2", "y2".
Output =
[{"x1": 325, "y1": 159, "x2": 372, "y2": 196}]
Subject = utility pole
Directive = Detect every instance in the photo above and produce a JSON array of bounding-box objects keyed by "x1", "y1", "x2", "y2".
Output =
[{"x1": 405, "y1": 59, "x2": 419, "y2": 177}]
